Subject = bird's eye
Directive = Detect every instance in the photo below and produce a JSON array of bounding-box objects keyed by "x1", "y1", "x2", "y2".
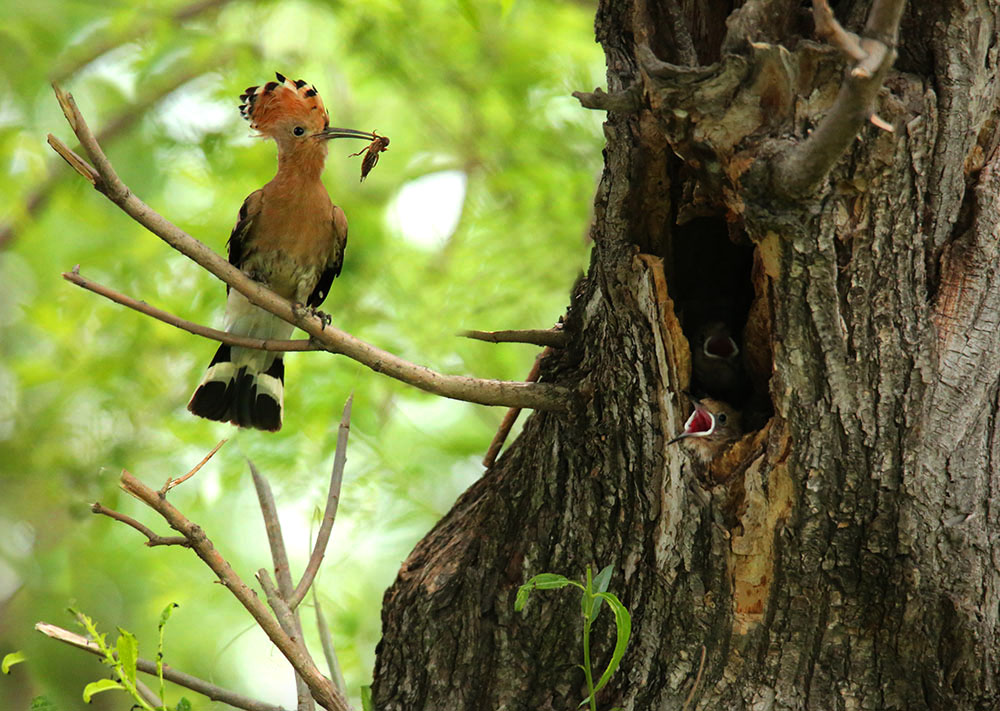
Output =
[
  {"x1": 293, "y1": 126, "x2": 305, "y2": 136},
  {"x1": 716, "y1": 413, "x2": 727, "y2": 424}
]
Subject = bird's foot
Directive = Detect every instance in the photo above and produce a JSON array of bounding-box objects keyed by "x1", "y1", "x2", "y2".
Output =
[
  {"x1": 310, "y1": 306, "x2": 332, "y2": 329},
  {"x1": 292, "y1": 302, "x2": 332, "y2": 329}
]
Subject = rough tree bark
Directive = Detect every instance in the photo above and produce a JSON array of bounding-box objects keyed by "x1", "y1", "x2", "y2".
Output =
[{"x1": 373, "y1": 1, "x2": 1000, "y2": 709}]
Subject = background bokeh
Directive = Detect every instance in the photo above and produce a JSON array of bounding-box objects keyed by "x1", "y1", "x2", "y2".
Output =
[{"x1": 0, "y1": 1, "x2": 603, "y2": 708}]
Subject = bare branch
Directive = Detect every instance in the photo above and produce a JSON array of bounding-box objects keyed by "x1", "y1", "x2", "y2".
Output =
[
  {"x1": 134, "y1": 677, "x2": 165, "y2": 709},
  {"x1": 119, "y1": 471, "x2": 350, "y2": 711},
  {"x1": 248, "y1": 461, "x2": 314, "y2": 711},
  {"x1": 681, "y1": 645, "x2": 707, "y2": 711},
  {"x1": 250, "y1": 461, "x2": 297, "y2": 596},
  {"x1": 35, "y1": 622, "x2": 291, "y2": 711},
  {"x1": 91, "y1": 502, "x2": 190, "y2": 547},
  {"x1": 63, "y1": 269, "x2": 317, "y2": 353},
  {"x1": 257, "y1": 568, "x2": 305, "y2": 645},
  {"x1": 460, "y1": 328, "x2": 568, "y2": 348},
  {"x1": 289, "y1": 396, "x2": 352, "y2": 610},
  {"x1": 772, "y1": 0, "x2": 906, "y2": 198},
  {"x1": 46, "y1": 135, "x2": 98, "y2": 185},
  {"x1": 812, "y1": 0, "x2": 866, "y2": 63},
  {"x1": 483, "y1": 350, "x2": 549, "y2": 468},
  {"x1": 313, "y1": 589, "x2": 348, "y2": 695},
  {"x1": 3, "y1": 62, "x2": 230, "y2": 250},
  {"x1": 161, "y1": 439, "x2": 227, "y2": 494},
  {"x1": 48, "y1": 85, "x2": 569, "y2": 412},
  {"x1": 571, "y1": 86, "x2": 642, "y2": 113}
]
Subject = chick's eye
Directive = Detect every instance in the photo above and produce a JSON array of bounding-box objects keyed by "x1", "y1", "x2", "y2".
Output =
[
  {"x1": 716, "y1": 413, "x2": 727, "y2": 424},
  {"x1": 293, "y1": 126, "x2": 305, "y2": 136}
]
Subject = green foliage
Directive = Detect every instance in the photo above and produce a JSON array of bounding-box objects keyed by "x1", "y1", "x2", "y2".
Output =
[
  {"x1": 2, "y1": 651, "x2": 26, "y2": 673},
  {"x1": 69, "y1": 606, "x2": 188, "y2": 710},
  {"x1": 1, "y1": 0, "x2": 602, "y2": 708},
  {"x1": 360, "y1": 684, "x2": 374, "y2": 711},
  {"x1": 30, "y1": 696, "x2": 57, "y2": 711},
  {"x1": 517, "y1": 566, "x2": 632, "y2": 711},
  {"x1": 81, "y1": 678, "x2": 126, "y2": 704}
]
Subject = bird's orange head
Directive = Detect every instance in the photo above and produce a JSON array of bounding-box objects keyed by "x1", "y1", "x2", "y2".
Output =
[{"x1": 239, "y1": 73, "x2": 375, "y2": 154}]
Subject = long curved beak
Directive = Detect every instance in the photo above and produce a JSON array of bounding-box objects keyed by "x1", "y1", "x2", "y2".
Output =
[{"x1": 317, "y1": 126, "x2": 378, "y2": 141}]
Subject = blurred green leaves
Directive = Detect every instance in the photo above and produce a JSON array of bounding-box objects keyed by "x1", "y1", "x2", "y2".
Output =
[{"x1": 1, "y1": 0, "x2": 603, "y2": 708}]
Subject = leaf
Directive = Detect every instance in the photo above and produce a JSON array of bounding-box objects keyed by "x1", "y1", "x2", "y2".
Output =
[
  {"x1": 588, "y1": 592, "x2": 632, "y2": 697},
  {"x1": 360, "y1": 685, "x2": 374, "y2": 711},
  {"x1": 158, "y1": 602, "x2": 179, "y2": 628},
  {"x1": 116, "y1": 628, "x2": 138, "y2": 686},
  {"x1": 82, "y1": 679, "x2": 125, "y2": 703},
  {"x1": 515, "y1": 573, "x2": 579, "y2": 612},
  {"x1": 30, "y1": 696, "x2": 57, "y2": 711},
  {"x1": 586, "y1": 565, "x2": 614, "y2": 621},
  {"x1": 174, "y1": 698, "x2": 192, "y2": 711},
  {"x1": 2, "y1": 650, "x2": 26, "y2": 673}
]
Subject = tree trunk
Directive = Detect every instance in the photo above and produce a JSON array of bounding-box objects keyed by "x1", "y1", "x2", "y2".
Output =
[{"x1": 372, "y1": 1, "x2": 1000, "y2": 709}]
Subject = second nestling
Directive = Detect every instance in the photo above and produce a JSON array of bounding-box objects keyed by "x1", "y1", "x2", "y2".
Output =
[{"x1": 668, "y1": 396, "x2": 742, "y2": 465}]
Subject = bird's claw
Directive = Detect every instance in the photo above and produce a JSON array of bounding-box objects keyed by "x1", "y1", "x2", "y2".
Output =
[{"x1": 310, "y1": 306, "x2": 332, "y2": 329}]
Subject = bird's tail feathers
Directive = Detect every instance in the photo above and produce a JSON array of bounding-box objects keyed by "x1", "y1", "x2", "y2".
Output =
[{"x1": 187, "y1": 344, "x2": 285, "y2": 431}]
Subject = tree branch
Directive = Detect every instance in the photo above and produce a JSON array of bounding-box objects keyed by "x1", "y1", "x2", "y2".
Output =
[
  {"x1": 47, "y1": 85, "x2": 569, "y2": 412},
  {"x1": 161, "y1": 438, "x2": 227, "y2": 494},
  {"x1": 313, "y1": 589, "x2": 348, "y2": 695},
  {"x1": 35, "y1": 622, "x2": 291, "y2": 711},
  {"x1": 119, "y1": 471, "x2": 350, "y2": 711},
  {"x1": 91, "y1": 502, "x2": 190, "y2": 547},
  {"x1": 63, "y1": 268, "x2": 317, "y2": 353},
  {"x1": 460, "y1": 328, "x2": 568, "y2": 348},
  {"x1": 482, "y1": 349, "x2": 549, "y2": 468},
  {"x1": 771, "y1": 0, "x2": 906, "y2": 199},
  {"x1": 249, "y1": 461, "x2": 316, "y2": 711},
  {"x1": 289, "y1": 397, "x2": 352, "y2": 610},
  {"x1": 2, "y1": 62, "x2": 229, "y2": 250}
]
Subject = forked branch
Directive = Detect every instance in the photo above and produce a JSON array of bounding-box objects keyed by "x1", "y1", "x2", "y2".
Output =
[
  {"x1": 119, "y1": 471, "x2": 350, "y2": 711},
  {"x1": 47, "y1": 84, "x2": 569, "y2": 412},
  {"x1": 772, "y1": 0, "x2": 906, "y2": 198},
  {"x1": 35, "y1": 622, "x2": 289, "y2": 711}
]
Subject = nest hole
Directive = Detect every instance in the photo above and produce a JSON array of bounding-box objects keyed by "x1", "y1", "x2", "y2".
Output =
[{"x1": 668, "y1": 216, "x2": 773, "y2": 430}]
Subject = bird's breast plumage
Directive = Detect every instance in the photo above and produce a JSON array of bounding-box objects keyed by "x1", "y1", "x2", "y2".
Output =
[{"x1": 242, "y1": 180, "x2": 343, "y2": 302}]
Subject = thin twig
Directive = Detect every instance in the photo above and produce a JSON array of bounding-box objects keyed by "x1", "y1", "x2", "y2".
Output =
[
  {"x1": 48, "y1": 85, "x2": 570, "y2": 412},
  {"x1": 249, "y1": 461, "x2": 297, "y2": 596},
  {"x1": 119, "y1": 471, "x2": 349, "y2": 711},
  {"x1": 91, "y1": 502, "x2": 190, "y2": 547},
  {"x1": 313, "y1": 589, "x2": 348, "y2": 695},
  {"x1": 483, "y1": 349, "x2": 549, "y2": 467},
  {"x1": 3, "y1": 64, "x2": 221, "y2": 250},
  {"x1": 460, "y1": 328, "x2": 568, "y2": 348},
  {"x1": 35, "y1": 622, "x2": 291, "y2": 711},
  {"x1": 63, "y1": 269, "x2": 317, "y2": 353},
  {"x1": 289, "y1": 396, "x2": 352, "y2": 610},
  {"x1": 161, "y1": 439, "x2": 227, "y2": 494},
  {"x1": 248, "y1": 461, "x2": 316, "y2": 711},
  {"x1": 772, "y1": 0, "x2": 906, "y2": 198},
  {"x1": 812, "y1": 0, "x2": 866, "y2": 62},
  {"x1": 134, "y1": 677, "x2": 165, "y2": 708},
  {"x1": 681, "y1": 645, "x2": 707, "y2": 711}
]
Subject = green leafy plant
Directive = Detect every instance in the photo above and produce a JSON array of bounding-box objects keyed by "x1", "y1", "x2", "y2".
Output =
[
  {"x1": 71, "y1": 605, "x2": 189, "y2": 710},
  {"x1": 515, "y1": 565, "x2": 632, "y2": 711}
]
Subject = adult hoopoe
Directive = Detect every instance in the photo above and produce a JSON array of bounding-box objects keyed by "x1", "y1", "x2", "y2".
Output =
[{"x1": 188, "y1": 73, "x2": 377, "y2": 431}]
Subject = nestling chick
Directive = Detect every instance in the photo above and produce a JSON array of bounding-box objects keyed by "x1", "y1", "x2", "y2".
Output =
[
  {"x1": 668, "y1": 396, "x2": 742, "y2": 464},
  {"x1": 691, "y1": 320, "x2": 748, "y2": 405}
]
